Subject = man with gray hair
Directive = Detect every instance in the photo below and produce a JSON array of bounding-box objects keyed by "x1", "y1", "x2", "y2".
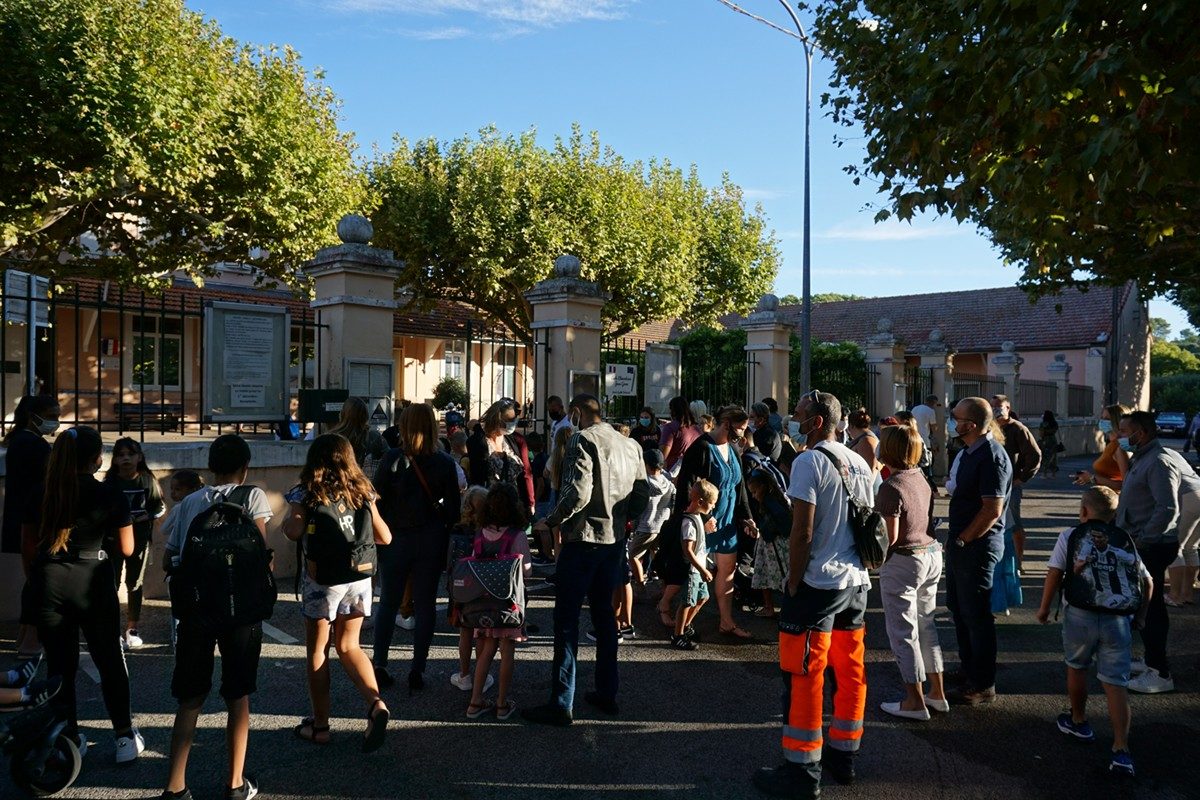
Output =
[
  {"x1": 524, "y1": 394, "x2": 648, "y2": 726},
  {"x1": 946, "y1": 397, "x2": 1012, "y2": 706}
]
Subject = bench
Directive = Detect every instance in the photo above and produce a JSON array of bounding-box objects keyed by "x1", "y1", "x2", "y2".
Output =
[{"x1": 114, "y1": 402, "x2": 184, "y2": 429}]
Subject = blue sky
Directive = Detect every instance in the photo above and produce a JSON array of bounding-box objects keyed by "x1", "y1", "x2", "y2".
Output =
[{"x1": 188, "y1": 0, "x2": 1190, "y2": 335}]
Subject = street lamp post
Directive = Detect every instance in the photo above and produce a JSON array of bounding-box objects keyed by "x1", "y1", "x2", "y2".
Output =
[{"x1": 773, "y1": 0, "x2": 816, "y2": 393}]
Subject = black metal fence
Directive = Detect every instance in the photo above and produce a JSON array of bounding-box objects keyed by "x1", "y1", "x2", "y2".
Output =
[
  {"x1": 951, "y1": 372, "x2": 1006, "y2": 403},
  {"x1": 462, "y1": 320, "x2": 538, "y2": 425},
  {"x1": 679, "y1": 344, "x2": 757, "y2": 414},
  {"x1": 600, "y1": 333, "x2": 650, "y2": 423},
  {"x1": 1068, "y1": 383, "x2": 1095, "y2": 418},
  {"x1": 1, "y1": 266, "x2": 326, "y2": 440},
  {"x1": 903, "y1": 365, "x2": 934, "y2": 411},
  {"x1": 801, "y1": 362, "x2": 875, "y2": 416},
  {"x1": 1017, "y1": 379, "x2": 1059, "y2": 418}
]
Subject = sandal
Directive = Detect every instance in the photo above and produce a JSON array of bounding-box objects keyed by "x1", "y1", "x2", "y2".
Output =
[
  {"x1": 293, "y1": 717, "x2": 331, "y2": 745},
  {"x1": 495, "y1": 700, "x2": 517, "y2": 721},
  {"x1": 466, "y1": 699, "x2": 495, "y2": 719},
  {"x1": 719, "y1": 625, "x2": 753, "y2": 639},
  {"x1": 363, "y1": 698, "x2": 389, "y2": 754}
]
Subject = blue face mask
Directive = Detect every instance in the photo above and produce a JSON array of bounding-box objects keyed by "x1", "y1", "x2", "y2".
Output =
[
  {"x1": 947, "y1": 419, "x2": 958, "y2": 438},
  {"x1": 1117, "y1": 436, "x2": 1130, "y2": 450},
  {"x1": 638, "y1": 417, "x2": 651, "y2": 427},
  {"x1": 1098, "y1": 419, "x2": 1113, "y2": 435},
  {"x1": 787, "y1": 420, "x2": 802, "y2": 439}
]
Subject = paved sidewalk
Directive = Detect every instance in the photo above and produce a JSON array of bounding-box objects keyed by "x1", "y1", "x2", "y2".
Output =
[{"x1": 2, "y1": 454, "x2": 1198, "y2": 799}]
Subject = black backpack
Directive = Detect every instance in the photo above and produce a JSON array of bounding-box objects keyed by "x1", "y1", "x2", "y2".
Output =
[
  {"x1": 1063, "y1": 520, "x2": 1143, "y2": 615},
  {"x1": 814, "y1": 447, "x2": 888, "y2": 570},
  {"x1": 300, "y1": 499, "x2": 377, "y2": 587},
  {"x1": 174, "y1": 486, "x2": 276, "y2": 626}
]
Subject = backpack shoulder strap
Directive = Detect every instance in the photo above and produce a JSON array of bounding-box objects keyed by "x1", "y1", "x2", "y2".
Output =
[
  {"x1": 224, "y1": 485, "x2": 256, "y2": 510},
  {"x1": 814, "y1": 446, "x2": 856, "y2": 499}
]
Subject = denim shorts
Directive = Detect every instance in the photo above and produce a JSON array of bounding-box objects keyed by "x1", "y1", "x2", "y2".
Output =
[
  {"x1": 1062, "y1": 605, "x2": 1132, "y2": 687},
  {"x1": 684, "y1": 570, "x2": 710, "y2": 607}
]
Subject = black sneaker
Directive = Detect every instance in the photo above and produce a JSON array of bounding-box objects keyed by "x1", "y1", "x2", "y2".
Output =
[
  {"x1": 584, "y1": 691, "x2": 619, "y2": 716},
  {"x1": 752, "y1": 763, "x2": 820, "y2": 799},
  {"x1": 683, "y1": 625, "x2": 700, "y2": 642},
  {"x1": 670, "y1": 635, "x2": 699, "y2": 651},
  {"x1": 226, "y1": 776, "x2": 258, "y2": 800},
  {"x1": 520, "y1": 703, "x2": 573, "y2": 727},
  {"x1": 618, "y1": 625, "x2": 637, "y2": 639},
  {"x1": 11, "y1": 654, "x2": 42, "y2": 689},
  {"x1": 159, "y1": 790, "x2": 193, "y2": 800},
  {"x1": 824, "y1": 750, "x2": 855, "y2": 785}
]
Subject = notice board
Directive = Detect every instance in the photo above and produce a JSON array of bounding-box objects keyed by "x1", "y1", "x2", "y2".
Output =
[{"x1": 203, "y1": 301, "x2": 290, "y2": 421}]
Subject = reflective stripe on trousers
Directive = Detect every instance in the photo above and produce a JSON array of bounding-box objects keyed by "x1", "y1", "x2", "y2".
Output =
[{"x1": 780, "y1": 626, "x2": 867, "y2": 763}]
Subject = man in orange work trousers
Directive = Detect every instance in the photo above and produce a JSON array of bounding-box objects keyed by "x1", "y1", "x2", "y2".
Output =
[{"x1": 755, "y1": 391, "x2": 873, "y2": 800}]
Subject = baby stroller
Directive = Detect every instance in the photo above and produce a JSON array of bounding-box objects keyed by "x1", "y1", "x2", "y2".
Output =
[{"x1": 0, "y1": 676, "x2": 81, "y2": 797}]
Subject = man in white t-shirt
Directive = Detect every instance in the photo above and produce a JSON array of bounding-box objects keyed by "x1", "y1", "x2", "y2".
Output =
[
  {"x1": 754, "y1": 391, "x2": 873, "y2": 800},
  {"x1": 911, "y1": 394, "x2": 940, "y2": 479}
]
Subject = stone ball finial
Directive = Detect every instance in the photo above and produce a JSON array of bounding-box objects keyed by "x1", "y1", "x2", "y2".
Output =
[
  {"x1": 337, "y1": 214, "x2": 373, "y2": 244},
  {"x1": 1001, "y1": 340, "x2": 1016, "y2": 353},
  {"x1": 756, "y1": 293, "x2": 780, "y2": 313},
  {"x1": 554, "y1": 254, "x2": 581, "y2": 279},
  {"x1": 1054, "y1": 352, "x2": 1066, "y2": 362},
  {"x1": 929, "y1": 328, "x2": 944, "y2": 343},
  {"x1": 877, "y1": 317, "x2": 893, "y2": 334}
]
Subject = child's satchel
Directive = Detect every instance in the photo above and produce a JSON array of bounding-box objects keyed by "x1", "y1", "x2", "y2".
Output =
[
  {"x1": 450, "y1": 530, "x2": 525, "y2": 629},
  {"x1": 1063, "y1": 520, "x2": 1142, "y2": 615}
]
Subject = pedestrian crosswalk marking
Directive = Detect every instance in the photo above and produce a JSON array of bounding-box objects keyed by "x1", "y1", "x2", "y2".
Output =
[{"x1": 261, "y1": 621, "x2": 299, "y2": 645}]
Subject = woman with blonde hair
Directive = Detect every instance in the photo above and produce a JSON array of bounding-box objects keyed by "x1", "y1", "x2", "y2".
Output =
[
  {"x1": 284, "y1": 433, "x2": 392, "y2": 751},
  {"x1": 372, "y1": 403, "x2": 461, "y2": 692},
  {"x1": 328, "y1": 397, "x2": 388, "y2": 476}
]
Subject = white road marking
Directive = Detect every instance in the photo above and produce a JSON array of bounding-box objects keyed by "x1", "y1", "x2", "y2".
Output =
[{"x1": 261, "y1": 621, "x2": 299, "y2": 645}]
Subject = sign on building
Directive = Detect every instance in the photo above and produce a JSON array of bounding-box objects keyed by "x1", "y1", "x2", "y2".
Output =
[
  {"x1": 605, "y1": 363, "x2": 638, "y2": 397},
  {"x1": 643, "y1": 344, "x2": 681, "y2": 416},
  {"x1": 345, "y1": 358, "x2": 394, "y2": 431},
  {"x1": 203, "y1": 301, "x2": 290, "y2": 421}
]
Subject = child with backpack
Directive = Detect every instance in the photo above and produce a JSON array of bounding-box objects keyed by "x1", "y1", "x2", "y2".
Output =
[
  {"x1": 629, "y1": 448, "x2": 675, "y2": 590},
  {"x1": 159, "y1": 469, "x2": 205, "y2": 651},
  {"x1": 672, "y1": 479, "x2": 719, "y2": 651},
  {"x1": 283, "y1": 434, "x2": 393, "y2": 753},
  {"x1": 161, "y1": 435, "x2": 275, "y2": 800},
  {"x1": 465, "y1": 484, "x2": 532, "y2": 721},
  {"x1": 1036, "y1": 486, "x2": 1152, "y2": 778},
  {"x1": 746, "y1": 470, "x2": 791, "y2": 619},
  {"x1": 104, "y1": 437, "x2": 166, "y2": 649},
  {"x1": 448, "y1": 486, "x2": 494, "y2": 694}
]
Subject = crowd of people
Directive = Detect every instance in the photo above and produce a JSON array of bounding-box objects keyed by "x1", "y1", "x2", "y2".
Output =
[{"x1": 1, "y1": 387, "x2": 1198, "y2": 800}]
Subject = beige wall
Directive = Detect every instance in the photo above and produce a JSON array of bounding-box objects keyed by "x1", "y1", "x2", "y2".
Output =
[{"x1": 0, "y1": 440, "x2": 311, "y2": 622}]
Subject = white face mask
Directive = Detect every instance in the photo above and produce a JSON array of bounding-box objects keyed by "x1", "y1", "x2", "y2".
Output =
[
  {"x1": 504, "y1": 420, "x2": 518, "y2": 436},
  {"x1": 787, "y1": 420, "x2": 802, "y2": 439},
  {"x1": 836, "y1": 418, "x2": 848, "y2": 433},
  {"x1": 32, "y1": 414, "x2": 59, "y2": 436}
]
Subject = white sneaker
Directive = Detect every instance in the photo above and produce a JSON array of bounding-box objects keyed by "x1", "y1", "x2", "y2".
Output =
[
  {"x1": 449, "y1": 671, "x2": 493, "y2": 692},
  {"x1": 114, "y1": 729, "x2": 145, "y2": 764},
  {"x1": 880, "y1": 701, "x2": 931, "y2": 721},
  {"x1": 1127, "y1": 667, "x2": 1174, "y2": 694},
  {"x1": 1130, "y1": 658, "x2": 1147, "y2": 675},
  {"x1": 924, "y1": 696, "x2": 950, "y2": 713},
  {"x1": 123, "y1": 629, "x2": 144, "y2": 650},
  {"x1": 396, "y1": 614, "x2": 417, "y2": 631}
]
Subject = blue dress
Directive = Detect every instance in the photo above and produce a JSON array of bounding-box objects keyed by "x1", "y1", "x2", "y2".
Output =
[
  {"x1": 991, "y1": 521, "x2": 1023, "y2": 613},
  {"x1": 705, "y1": 442, "x2": 743, "y2": 555}
]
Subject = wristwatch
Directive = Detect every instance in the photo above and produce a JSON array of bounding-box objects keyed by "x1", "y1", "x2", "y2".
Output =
[{"x1": 955, "y1": 537, "x2": 966, "y2": 547}]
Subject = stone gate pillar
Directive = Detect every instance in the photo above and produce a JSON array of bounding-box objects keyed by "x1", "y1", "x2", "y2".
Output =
[
  {"x1": 1048, "y1": 353, "x2": 1072, "y2": 419},
  {"x1": 741, "y1": 294, "x2": 792, "y2": 411},
  {"x1": 865, "y1": 318, "x2": 905, "y2": 419},
  {"x1": 524, "y1": 255, "x2": 609, "y2": 428},
  {"x1": 991, "y1": 341, "x2": 1023, "y2": 410},
  {"x1": 919, "y1": 329, "x2": 953, "y2": 478},
  {"x1": 307, "y1": 215, "x2": 406, "y2": 407}
]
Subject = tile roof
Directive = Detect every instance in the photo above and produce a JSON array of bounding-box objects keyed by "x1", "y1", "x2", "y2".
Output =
[{"x1": 715, "y1": 283, "x2": 1135, "y2": 354}]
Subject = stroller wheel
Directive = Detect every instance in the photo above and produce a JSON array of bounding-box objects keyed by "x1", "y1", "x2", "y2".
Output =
[{"x1": 10, "y1": 733, "x2": 81, "y2": 797}]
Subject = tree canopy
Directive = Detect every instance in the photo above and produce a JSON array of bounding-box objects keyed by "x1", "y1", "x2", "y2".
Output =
[
  {"x1": 811, "y1": 0, "x2": 1199, "y2": 300},
  {"x1": 779, "y1": 292, "x2": 867, "y2": 305},
  {"x1": 0, "y1": 0, "x2": 360, "y2": 290},
  {"x1": 1151, "y1": 340, "x2": 1200, "y2": 377},
  {"x1": 367, "y1": 126, "x2": 780, "y2": 339}
]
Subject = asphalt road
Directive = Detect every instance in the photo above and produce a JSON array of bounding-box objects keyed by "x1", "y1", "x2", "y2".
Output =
[{"x1": 3, "y1": 448, "x2": 1199, "y2": 800}]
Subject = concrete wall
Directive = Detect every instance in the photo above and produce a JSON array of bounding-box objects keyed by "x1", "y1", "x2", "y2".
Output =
[{"x1": 0, "y1": 439, "x2": 311, "y2": 623}]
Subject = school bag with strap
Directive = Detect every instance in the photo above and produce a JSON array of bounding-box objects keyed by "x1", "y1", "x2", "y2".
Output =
[
  {"x1": 301, "y1": 498, "x2": 377, "y2": 587},
  {"x1": 174, "y1": 486, "x2": 276, "y2": 626},
  {"x1": 1062, "y1": 520, "x2": 1143, "y2": 615},
  {"x1": 450, "y1": 529, "x2": 525, "y2": 629},
  {"x1": 814, "y1": 447, "x2": 888, "y2": 570}
]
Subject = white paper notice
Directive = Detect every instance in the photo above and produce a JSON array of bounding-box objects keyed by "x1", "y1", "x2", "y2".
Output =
[
  {"x1": 223, "y1": 313, "x2": 275, "y2": 386},
  {"x1": 230, "y1": 386, "x2": 266, "y2": 407}
]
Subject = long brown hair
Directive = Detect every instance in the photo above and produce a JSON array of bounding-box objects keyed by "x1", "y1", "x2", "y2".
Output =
[
  {"x1": 299, "y1": 433, "x2": 375, "y2": 509},
  {"x1": 327, "y1": 397, "x2": 369, "y2": 450},
  {"x1": 105, "y1": 437, "x2": 152, "y2": 481},
  {"x1": 550, "y1": 425, "x2": 573, "y2": 489},
  {"x1": 38, "y1": 426, "x2": 103, "y2": 554},
  {"x1": 400, "y1": 402, "x2": 438, "y2": 457}
]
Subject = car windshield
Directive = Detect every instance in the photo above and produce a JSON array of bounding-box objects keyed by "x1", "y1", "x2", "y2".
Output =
[{"x1": 1158, "y1": 413, "x2": 1185, "y2": 423}]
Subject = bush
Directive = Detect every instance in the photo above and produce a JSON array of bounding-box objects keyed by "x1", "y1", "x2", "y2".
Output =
[
  {"x1": 1150, "y1": 373, "x2": 1200, "y2": 417},
  {"x1": 432, "y1": 377, "x2": 468, "y2": 410}
]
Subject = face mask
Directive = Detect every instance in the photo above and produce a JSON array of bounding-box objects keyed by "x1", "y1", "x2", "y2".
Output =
[
  {"x1": 1117, "y1": 436, "x2": 1130, "y2": 450},
  {"x1": 836, "y1": 418, "x2": 848, "y2": 433},
  {"x1": 504, "y1": 420, "x2": 518, "y2": 435},
  {"x1": 947, "y1": 419, "x2": 958, "y2": 438},
  {"x1": 32, "y1": 414, "x2": 59, "y2": 436},
  {"x1": 569, "y1": 412, "x2": 582, "y2": 430},
  {"x1": 992, "y1": 407, "x2": 1008, "y2": 420},
  {"x1": 1098, "y1": 419, "x2": 1113, "y2": 435},
  {"x1": 747, "y1": 422, "x2": 757, "y2": 433},
  {"x1": 787, "y1": 420, "x2": 802, "y2": 439},
  {"x1": 638, "y1": 417, "x2": 651, "y2": 427}
]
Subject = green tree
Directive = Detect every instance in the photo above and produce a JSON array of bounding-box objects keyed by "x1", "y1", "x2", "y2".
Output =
[
  {"x1": 1174, "y1": 328, "x2": 1200, "y2": 357},
  {"x1": 812, "y1": 0, "x2": 1199, "y2": 299},
  {"x1": 431, "y1": 377, "x2": 468, "y2": 410},
  {"x1": 1151, "y1": 340, "x2": 1200, "y2": 377},
  {"x1": 368, "y1": 126, "x2": 779, "y2": 339},
  {"x1": 778, "y1": 292, "x2": 864, "y2": 305},
  {"x1": 1151, "y1": 317, "x2": 1172, "y2": 340},
  {"x1": 0, "y1": 0, "x2": 361, "y2": 290}
]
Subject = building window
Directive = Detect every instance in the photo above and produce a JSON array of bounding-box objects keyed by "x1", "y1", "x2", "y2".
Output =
[
  {"x1": 444, "y1": 340, "x2": 465, "y2": 380},
  {"x1": 492, "y1": 344, "x2": 517, "y2": 400},
  {"x1": 129, "y1": 316, "x2": 182, "y2": 389}
]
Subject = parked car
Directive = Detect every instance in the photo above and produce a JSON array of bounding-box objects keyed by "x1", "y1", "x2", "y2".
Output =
[{"x1": 1155, "y1": 411, "x2": 1188, "y2": 436}]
